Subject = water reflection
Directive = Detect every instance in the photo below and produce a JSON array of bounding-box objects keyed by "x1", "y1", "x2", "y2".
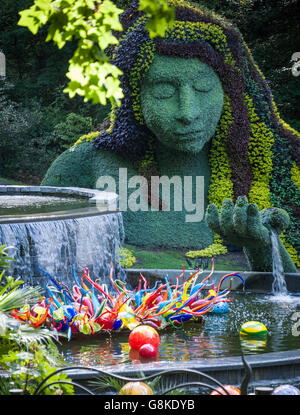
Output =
[
  {"x1": 60, "y1": 292, "x2": 300, "y2": 367},
  {"x1": 240, "y1": 338, "x2": 267, "y2": 353}
]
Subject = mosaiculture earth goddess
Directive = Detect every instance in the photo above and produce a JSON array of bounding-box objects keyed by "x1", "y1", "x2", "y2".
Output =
[{"x1": 42, "y1": 0, "x2": 300, "y2": 272}]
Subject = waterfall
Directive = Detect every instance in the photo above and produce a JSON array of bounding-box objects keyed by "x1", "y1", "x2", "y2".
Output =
[
  {"x1": 270, "y1": 228, "x2": 288, "y2": 296},
  {"x1": 0, "y1": 213, "x2": 126, "y2": 289}
]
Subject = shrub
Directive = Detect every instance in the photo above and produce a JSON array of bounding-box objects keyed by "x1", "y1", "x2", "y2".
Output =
[
  {"x1": 54, "y1": 112, "x2": 93, "y2": 150},
  {"x1": 185, "y1": 242, "x2": 228, "y2": 259},
  {"x1": 119, "y1": 247, "x2": 136, "y2": 268}
]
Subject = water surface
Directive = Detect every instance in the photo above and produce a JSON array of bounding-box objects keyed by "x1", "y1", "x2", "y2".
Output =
[
  {"x1": 0, "y1": 195, "x2": 88, "y2": 216},
  {"x1": 60, "y1": 291, "x2": 300, "y2": 367}
]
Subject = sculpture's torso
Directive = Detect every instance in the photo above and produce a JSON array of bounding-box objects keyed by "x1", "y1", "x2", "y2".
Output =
[
  {"x1": 124, "y1": 141, "x2": 213, "y2": 248},
  {"x1": 43, "y1": 140, "x2": 214, "y2": 248}
]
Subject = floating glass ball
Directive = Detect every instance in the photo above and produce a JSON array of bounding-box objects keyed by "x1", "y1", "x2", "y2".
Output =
[
  {"x1": 129, "y1": 325, "x2": 160, "y2": 350},
  {"x1": 119, "y1": 382, "x2": 154, "y2": 395},
  {"x1": 113, "y1": 319, "x2": 123, "y2": 330},
  {"x1": 272, "y1": 385, "x2": 300, "y2": 395},
  {"x1": 240, "y1": 321, "x2": 267, "y2": 337},
  {"x1": 210, "y1": 385, "x2": 241, "y2": 395},
  {"x1": 139, "y1": 343, "x2": 157, "y2": 359},
  {"x1": 209, "y1": 301, "x2": 229, "y2": 314}
]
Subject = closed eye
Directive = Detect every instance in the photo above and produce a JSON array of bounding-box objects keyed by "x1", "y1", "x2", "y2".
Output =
[
  {"x1": 193, "y1": 78, "x2": 213, "y2": 92},
  {"x1": 151, "y1": 83, "x2": 176, "y2": 99}
]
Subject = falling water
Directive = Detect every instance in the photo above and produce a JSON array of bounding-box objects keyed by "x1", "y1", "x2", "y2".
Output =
[
  {"x1": 270, "y1": 228, "x2": 288, "y2": 296},
  {"x1": 0, "y1": 213, "x2": 126, "y2": 289}
]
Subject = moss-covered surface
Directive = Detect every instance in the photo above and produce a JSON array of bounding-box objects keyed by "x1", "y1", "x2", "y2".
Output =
[
  {"x1": 140, "y1": 55, "x2": 224, "y2": 153},
  {"x1": 42, "y1": 0, "x2": 300, "y2": 271}
]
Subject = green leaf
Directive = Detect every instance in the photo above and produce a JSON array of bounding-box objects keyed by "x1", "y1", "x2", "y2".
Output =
[
  {"x1": 18, "y1": 10, "x2": 41, "y2": 34},
  {"x1": 97, "y1": 27, "x2": 119, "y2": 50},
  {"x1": 66, "y1": 64, "x2": 86, "y2": 84},
  {"x1": 105, "y1": 76, "x2": 124, "y2": 99},
  {"x1": 139, "y1": 0, "x2": 175, "y2": 38},
  {"x1": 100, "y1": 0, "x2": 123, "y2": 31},
  {"x1": 18, "y1": 0, "x2": 54, "y2": 33}
]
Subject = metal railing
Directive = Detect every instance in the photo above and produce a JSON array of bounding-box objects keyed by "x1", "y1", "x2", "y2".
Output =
[{"x1": 32, "y1": 348, "x2": 252, "y2": 396}]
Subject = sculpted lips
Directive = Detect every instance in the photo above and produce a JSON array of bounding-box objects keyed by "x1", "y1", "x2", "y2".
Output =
[{"x1": 175, "y1": 130, "x2": 203, "y2": 140}]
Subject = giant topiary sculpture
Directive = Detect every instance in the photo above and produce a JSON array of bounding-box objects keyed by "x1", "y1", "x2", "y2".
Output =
[{"x1": 42, "y1": 0, "x2": 299, "y2": 272}]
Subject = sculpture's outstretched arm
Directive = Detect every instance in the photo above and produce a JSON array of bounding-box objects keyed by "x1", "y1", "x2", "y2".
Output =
[
  {"x1": 41, "y1": 141, "x2": 134, "y2": 191},
  {"x1": 205, "y1": 196, "x2": 297, "y2": 273}
]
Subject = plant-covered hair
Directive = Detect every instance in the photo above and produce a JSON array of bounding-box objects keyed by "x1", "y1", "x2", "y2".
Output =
[{"x1": 84, "y1": 0, "x2": 300, "y2": 265}]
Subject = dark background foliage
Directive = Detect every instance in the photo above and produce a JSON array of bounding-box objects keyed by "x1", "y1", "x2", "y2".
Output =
[{"x1": 0, "y1": 0, "x2": 299, "y2": 184}]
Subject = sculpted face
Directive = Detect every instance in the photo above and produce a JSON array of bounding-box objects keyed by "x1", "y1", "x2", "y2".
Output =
[{"x1": 140, "y1": 54, "x2": 224, "y2": 153}]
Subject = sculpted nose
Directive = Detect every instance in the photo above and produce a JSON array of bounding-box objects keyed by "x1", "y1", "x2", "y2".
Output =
[{"x1": 175, "y1": 84, "x2": 199, "y2": 125}]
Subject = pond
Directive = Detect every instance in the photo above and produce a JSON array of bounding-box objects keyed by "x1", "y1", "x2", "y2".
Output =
[{"x1": 60, "y1": 291, "x2": 300, "y2": 367}]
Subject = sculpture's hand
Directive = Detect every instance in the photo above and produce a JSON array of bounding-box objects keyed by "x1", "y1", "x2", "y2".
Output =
[
  {"x1": 205, "y1": 196, "x2": 296, "y2": 272},
  {"x1": 205, "y1": 196, "x2": 272, "y2": 247}
]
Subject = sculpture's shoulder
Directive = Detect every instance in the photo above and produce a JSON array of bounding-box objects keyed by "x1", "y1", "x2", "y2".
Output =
[{"x1": 41, "y1": 141, "x2": 133, "y2": 188}]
